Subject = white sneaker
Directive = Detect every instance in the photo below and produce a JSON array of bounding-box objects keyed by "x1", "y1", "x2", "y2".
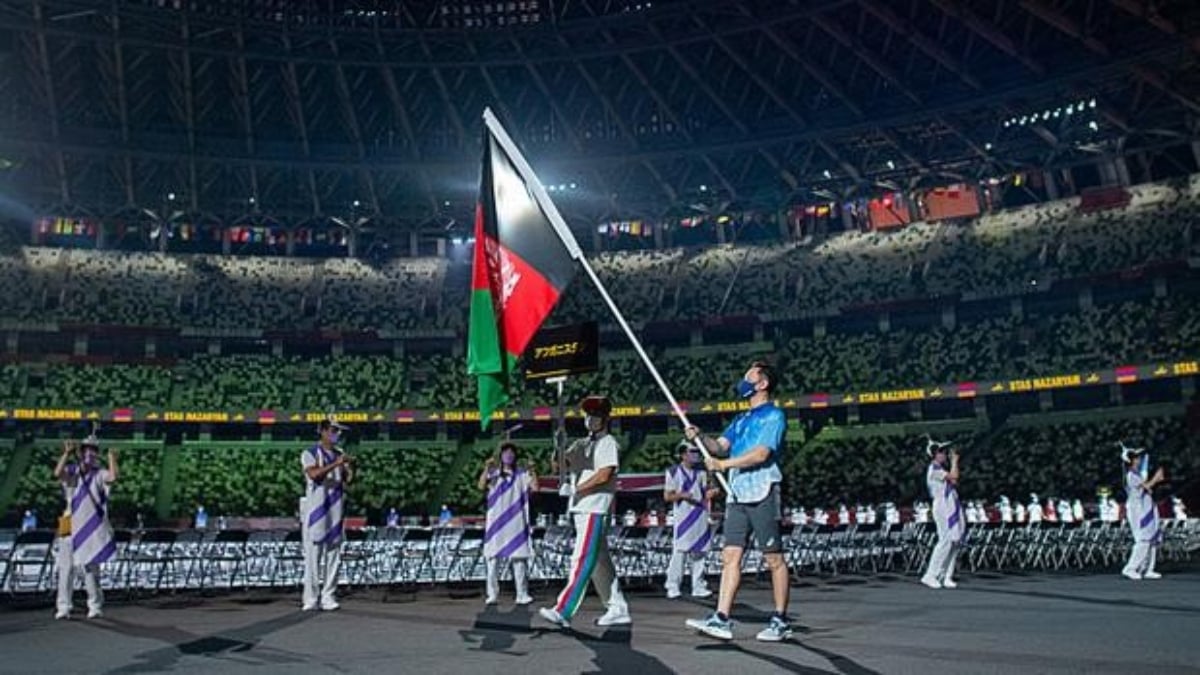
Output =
[
  {"x1": 596, "y1": 607, "x2": 632, "y2": 626},
  {"x1": 1122, "y1": 570, "x2": 1142, "y2": 581},
  {"x1": 691, "y1": 589, "x2": 713, "y2": 599},
  {"x1": 320, "y1": 601, "x2": 340, "y2": 612},
  {"x1": 54, "y1": 610, "x2": 69, "y2": 620},
  {"x1": 666, "y1": 587, "x2": 682, "y2": 599},
  {"x1": 514, "y1": 594, "x2": 534, "y2": 605},
  {"x1": 920, "y1": 576, "x2": 942, "y2": 589},
  {"x1": 301, "y1": 603, "x2": 319, "y2": 612},
  {"x1": 86, "y1": 608, "x2": 103, "y2": 619},
  {"x1": 687, "y1": 613, "x2": 733, "y2": 641},
  {"x1": 539, "y1": 606, "x2": 570, "y2": 629},
  {"x1": 942, "y1": 579, "x2": 958, "y2": 589},
  {"x1": 484, "y1": 595, "x2": 498, "y2": 606},
  {"x1": 1142, "y1": 571, "x2": 1162, "y2": 580},
  {"x1": 756, "y1": 616, "x2": 794, "y2": 642}
]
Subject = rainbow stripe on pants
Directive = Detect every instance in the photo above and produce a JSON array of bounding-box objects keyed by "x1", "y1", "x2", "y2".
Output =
[{"x1": 554, "y1": 513, "x2": 607, "y2": 619}]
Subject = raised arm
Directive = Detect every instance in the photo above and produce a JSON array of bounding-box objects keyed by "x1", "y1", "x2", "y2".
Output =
[
  {"x1": 105, "y1": 448, "x2": 119, "y2": 484},
  {"x1": 525, "y1": 461, "x2": 538, "y2": 493},
  {"x1": 477, "y1": 457, "x2": 495, "y2": 492},
  {"x1": 53, "y1": 441, "x2": 73, "y2": 481},
  {"x1": 1138, "y1": 466, "x2": 1166, "y2": 492},
  {"x1": 946, "y1": 450, "x2": 960, "y2": 484}
]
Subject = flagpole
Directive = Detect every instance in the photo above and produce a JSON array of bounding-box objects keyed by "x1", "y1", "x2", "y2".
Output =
[{"x1": 482, "y1": 108, "x2": 738, "y2": 501}]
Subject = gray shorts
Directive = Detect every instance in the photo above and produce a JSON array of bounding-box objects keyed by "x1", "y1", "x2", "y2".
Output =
[{"x1": 722, "y1": 484, "x2": 783, "y2": 553}]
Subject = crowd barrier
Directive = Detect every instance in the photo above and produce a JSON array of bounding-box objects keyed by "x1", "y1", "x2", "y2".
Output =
[{"x1": 2, "y1": 519, "x2": 1197, "y2": 598}]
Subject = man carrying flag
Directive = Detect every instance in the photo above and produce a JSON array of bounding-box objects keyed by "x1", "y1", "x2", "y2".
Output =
[
  {"x1": 539, "y1": 395, "x2": 632, "y2": 629},
  {"x1": 468, "y1": 109, "x2": 730, "y2": 630}
]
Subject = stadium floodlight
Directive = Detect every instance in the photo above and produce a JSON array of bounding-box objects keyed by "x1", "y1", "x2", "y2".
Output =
[
  {"x1": 1088, "y1": 121, "x2": 1099, "y2": 131},
  {"x1": 823, "y1": 169, "x2": 833, "y2": 179},
  {"x1": 352, "y1": 200, "x2": 361, "y2": 208},
  {"x1": 1066, "y1": 104, "x2": 1074, "y2": 115},
  {"x1": 444, "y1": 200, "x2": 451, "y2": 206},
  {"x1": 167, "y1": 192, "x2": 176, "y2": 201},
  {"x1": 985, "y1": 142, "x2": 993, "y2": 151},
  {"x1": 248, "y1": 197, "x2": 256, "y2": 205},
  {"x1": 886, "y1": 160, "x2": 896, "y2": 170},
  {"x1": 1089, "y1": 98, "x2": 1097, "y2": 108},
  {"x1": 1020, "y1": 116, "x2": 1028, "y2": 125},
  {"x1": 699, "y1": 184, "x2": 708, "y2": 192},
  {"x1": 569, "y1": 183, "x2": 577, "y2": 189}
]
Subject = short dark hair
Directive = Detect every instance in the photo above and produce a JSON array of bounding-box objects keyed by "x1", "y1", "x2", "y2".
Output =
[{"x1": 750, "y1": 360, "x2": 777, "y2": 395}]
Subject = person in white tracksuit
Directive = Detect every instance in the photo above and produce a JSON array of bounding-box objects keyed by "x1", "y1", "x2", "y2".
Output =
[
  {"x1": 478, "y1": 441, "x2": 537, "y2": 605},
  {"x1": 53, "y1": 436, "x2": 118, "y2": 620},
  {"x1": 1120, "y1": 445, "x2": 1166, "y2": 580},
  {"x1": 920, "y1": 439, "x2": 965, "y2": 590},
  {"x1": 301, "y1": 418, "x2": 353, "y2": 611},
  {"x1": 539, "y1": 395, "x2": 631, "y2": 630},
  {"x1": 663, "y1": 442, "x2": 717, "y2": 599}
]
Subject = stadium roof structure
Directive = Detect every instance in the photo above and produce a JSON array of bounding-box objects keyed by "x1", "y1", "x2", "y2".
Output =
[{"x1": 0, "y1": 0, "x2": 1198, "y2": 239}]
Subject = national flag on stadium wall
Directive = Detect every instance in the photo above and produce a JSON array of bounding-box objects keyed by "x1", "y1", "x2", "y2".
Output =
[
  {"x1": 467, "y1": 122, "x2": 578, "y2": 429},
  {"x1": 1115, "y1": 366, "x2": 1138, "y2": 384}
]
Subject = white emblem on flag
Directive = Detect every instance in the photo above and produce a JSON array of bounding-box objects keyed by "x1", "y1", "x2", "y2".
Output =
[{"x1": 484, "y1": 237, "x2": 522, "y2": 310}]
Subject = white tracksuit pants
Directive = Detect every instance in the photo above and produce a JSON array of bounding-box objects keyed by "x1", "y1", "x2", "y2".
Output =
[
  {"x1": 56, "y1": 536, "x2": 102, "y2": 616},
  {"x1": 485, "y1": 557, "x2": 530, "y2": 601},
  {"x1": 665, "y1": 549, "x2": 708, "y2": 594},
  {"x1": 302, "y1": 530, "x2": 342, "y2": 609}
]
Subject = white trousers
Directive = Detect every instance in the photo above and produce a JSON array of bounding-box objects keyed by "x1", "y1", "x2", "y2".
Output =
[
  {"x1": 56, "y1": 536, "x2": 102, "y2": 615},
  {"x1": 923, "y1": 537, "x2": 960, "y2": 583},
  {"x1": 665, "y1": 549, "x2": 708, "y2": 593},
  {"x1": 553, "y1": 512, "x2": 627, "y2": 620},
  {"x1": 1123, "y1": 541, "x2": 1158, "y2": 577},
  {"x1": 485, "y1": 557, "x2": 529, "y2": 600},
  {"x1": 302, "y1": 533, "x2": 342, "y2": 609}
]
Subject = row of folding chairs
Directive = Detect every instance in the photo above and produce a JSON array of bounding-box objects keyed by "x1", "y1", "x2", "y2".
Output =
[{"x1": 2, "y1": 519, "x2": 1197, "y2": 597}]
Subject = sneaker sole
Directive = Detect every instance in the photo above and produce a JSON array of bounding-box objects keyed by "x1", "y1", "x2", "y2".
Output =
[
  {"x1": 539, "y1": 610, "x2": 570, "y2": 629},
  {"x1": 756, "y1": 629, "x2": 794, "y2": 642},
  {"x1": 686, "y1": 620, "x2": 733, "y2": 641},
  {"x1": 596, "y1": 617, "x2": 632, "y2": 626}
]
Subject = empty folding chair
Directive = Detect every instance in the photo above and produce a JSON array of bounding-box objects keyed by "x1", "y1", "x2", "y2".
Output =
[
  {"x1": 242, "y1": 530, "x2": 282, "y2": 588},
  {"x1": 0, "y1": 529, "x2": 16, "y2": 592},
  {"x1": 393, "y1": 528, "x2": 433, "y2": 584},
  {"x1": 272, "y1": 530, "x2": 305, "y2": 588},
  {"x1": 168, "y1": 530, "x2": 205, "y2": 589},
  {"x1": 128, "y1": 529, "x2": 176, "y2": 594},
  {"x1": 6, "y1": 530, "x2": 56, "y2": 595},
  {"x1": 199, "y1": 530, "x2": 248, "y2": 590},
  {"x1": 447, "y1": 527, "x2": 486, "y2": 584}
]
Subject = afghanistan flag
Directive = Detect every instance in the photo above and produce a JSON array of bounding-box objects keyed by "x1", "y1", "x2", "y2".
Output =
[{"x1": 467, "y1": 126, "x2": 577, "y2": 428}]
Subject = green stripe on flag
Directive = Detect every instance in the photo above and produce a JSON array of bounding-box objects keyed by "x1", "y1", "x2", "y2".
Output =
[{"x1": 467, "y1": 287, "x2": 508, "y2": 429}]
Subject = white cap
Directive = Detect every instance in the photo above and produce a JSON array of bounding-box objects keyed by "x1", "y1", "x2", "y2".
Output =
[{"x1": 1117, "y1": 441, "x2": 1144, "y2": 464}]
